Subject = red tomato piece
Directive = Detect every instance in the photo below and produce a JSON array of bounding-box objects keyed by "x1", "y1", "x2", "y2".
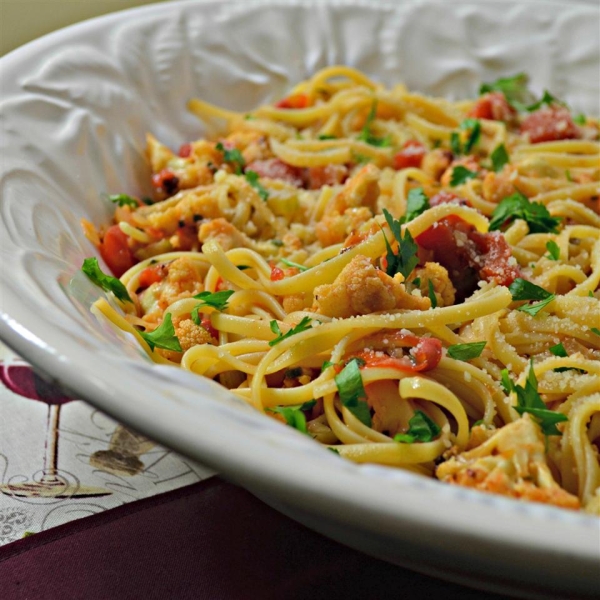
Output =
[
  {"x1": 392, "y1": 140, "x2": 426, "y2": 170},
  {"x1": 138, "y1": 264, "x2": 165, "y2": 288},
  {"x1": 246, "y1": 158, "x2": 304, "y2": 187},
  {"x1": 178, "y1": 143, "x2": 192, "y2": 158},
  {"x1": 151, "y1": 169, "x2": 179, "y2": 195},
  {"x1": 275, "y1": 94, "x2": 309, "y2": 109},
  {"x1": 270, "y1": 266, "x2": 285, "y2": 281},
  {"x1": 353, "y1": 336, "x2": 442, "y2": 373},
  {"x1": 468, "y1": 92, "x2": 516, "y2": 122},
  {"x1": 200, "y1": 316, "x2": 219, "y2": 340},
  {"x1": 520, "y1": 106, "x2": 580, "y2": 144},
  {"x1": 469, "y1": 230, "x2": 521, "y2": 287},
  {"x1": 99, "y1": 225, "x2": 135, "y2": 278}
]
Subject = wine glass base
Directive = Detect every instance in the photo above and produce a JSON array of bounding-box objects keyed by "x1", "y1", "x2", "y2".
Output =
[{"x1": 0, "y1": 482, "x2": 111, "y2": 498}]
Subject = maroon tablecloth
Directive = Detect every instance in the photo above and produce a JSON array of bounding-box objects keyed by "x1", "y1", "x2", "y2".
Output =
[{"x1": 1, "y1": 476, "x2": 510, "y2": 600}]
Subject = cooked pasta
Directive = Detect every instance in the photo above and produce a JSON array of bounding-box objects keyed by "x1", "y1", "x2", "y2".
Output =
[{"x1": 82, "y1": 66, "x2": 600, "y2": 513}]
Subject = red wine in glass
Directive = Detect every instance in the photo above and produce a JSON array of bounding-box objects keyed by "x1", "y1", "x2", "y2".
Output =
[{"x1": 0, "y1": 357, "x2": 111, "y2": 498}]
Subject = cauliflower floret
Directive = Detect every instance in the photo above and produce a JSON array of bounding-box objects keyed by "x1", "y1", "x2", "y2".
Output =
[
  {"x1": 436, "y1": 416, "x2": 580, "y2": 510},
  {"x1": 175, "y1": 318, "x2": 215, "y2": 351},
  {"x1": 412, "y1": 262, "x2": 456, "y2": 307},
  {"x1": 314, "y1": 255, "x2": 429, "y2": 318},
  {"x1": 316, "y1": 207, "x2": 373, "y2": 246},
  {"x1": 330, "y1": 163, "x2": 380, "y2": 214},
  {"x1": 366, "y1": 380, "x2": 411, "y2": 435},
  {"x1": 198, "y1": 218, "x2": 253, "y2": 251}
]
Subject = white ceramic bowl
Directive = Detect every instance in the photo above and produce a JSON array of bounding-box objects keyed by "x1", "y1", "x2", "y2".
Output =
[{"x1": 1, "y1": 1, "x2": 599, "y2": 597}]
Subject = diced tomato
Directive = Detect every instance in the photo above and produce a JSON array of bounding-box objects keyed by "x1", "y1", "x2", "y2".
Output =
[
  {"x1": 392, "y1": 140, "x2": 426, "y2": 170},
  {"x1": 200, "y1": 315, "x2": 219, "y2": 340},
  {"x1": 275, "y1": 94, "x2": 309, "y2": 109},
  {"x1": 151, "y1": 169, "x2": 179, "y2": 195},
  {"x1": 270, "y1": 266, "x2": 285, "y2": 281},
  {"x1": 353, "y1": 336, "x2": 442, "y2": 373},
  {"x1": 178, "y1": 143, "x2": 192, "y2": 158},
  {"x1": 138, "y1": 264, "x2": 165, "y2": 288},
  {"x1": 305, "y1": 164, "x2": 349, "y2": 189},
  {"x1": 429, "y1": 191, "x2": 470, "y2": 207},
  {"x1": 99, "y1": 225, "x2": 135, "y2": 277},
  {"x1": 520, "y1": 107, "x2": 580, "y2": 144},
  {"x1": 176, "y1": 225, "x2": 198, "y2": 251},
  {"x1": 246, "y1": 158, "x2": 304, "y2": 187},
  {"x1": 468, "y1": 92, "x2": 516, "y2": 122},
  {"x1": 469, "y1": 230, "x2": 521, "y2": 287}
]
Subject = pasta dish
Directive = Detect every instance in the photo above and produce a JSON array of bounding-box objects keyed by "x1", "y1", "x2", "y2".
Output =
[{"x1": 81, "y1": 66, "x2": 600, "y2": 513}]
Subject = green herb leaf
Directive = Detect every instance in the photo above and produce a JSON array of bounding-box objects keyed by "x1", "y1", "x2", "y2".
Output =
[
  {"x1": 321, "y1": 360, "x2": 336, "y2": 372},
  {"x1": 271, "y1": 239, "x2": 284, "y2": 247},
  {"x1": 450, "y1": 166, "x2": 478, "y2": 187},
  {"x1": 459, "y1": 119, "x2": 481, "y2": 154},
  {"x1": 317, "y1": 134, "x2": 337, "y2": 140},
  {"x1": 411, "y1": 277, "x2": 421, "y2": 287},
  {"x1": 545, "y1": 240, "x2": 560, "y2": 261},
  {"x1": 400, "y1": 187, "x2": 430, "y2": 224},
  {"x1": 573, "y1": 113, "x2": 586, "y2": 125},
  {"x1": 508, "y1": 278, "x2": 555, "y2": 316},
  {"x1": 479, "y1": 73, "x2": 534, "y2": 111},
  {"x1": 267, "y1": 400, "x2": 316, "y2": 435},
  {"x1": 357, "y1": 101, "x2": 392, "y2": 147},
  {"x1": 427, "y1": 279, "x2": 437, "y2": 308},
  {"x1": 139, "y1": 313, "x2": 182, "y2": 352},
  {"x1": 109, "y1": 194, "x2": 138, "y2": 208},
  {"x1": 489, "y1": 191, "x2": 561, "y2": 233},
  {"x1": 216, "y1": 142, "x2": 245, "y2": 174},
  {"x1": 549, "y1": 343, "x2": 567, "y2": 357},
  {"x1": 393, "y1": 410, "x2": 441, "y2": 443},
  {"x1": 269, "y1": 316, "x2": 313, "y2": 347},
  {"x1": 334, "y1": 358, "x2": 371, "y2": 427},
  {"x1": 280, "y1": 257, "x2": 309, "y2": 271},
  {"x1": 591, "y1": 328, "x2": 600, "y2": 336},
  {"x1": 504, "y1": 360, "x2": 568, "y2": 436},
  {"x1": 245, "y1": 170, "x2": 269, "y2": 201},
  {"x1": 490, "y1": 144, "x2": 510, "y2": 172},
  {"x1": 82, "y1": 257, "x2": 132, "y2": 303},
  {"x1": 447, "y1": 341, "x2": 487, "y2": 361},
  {"x1": 450, "y1": 132, "x2": 461, "y2": 155},
  {"x1": 526, "y1": 90, "x2": 563, "y2": 112},
  {"x1": 565, "y1": 169, "x2": 573, "y2": 182},
  {"x1": 382, "y1": 209, "x2": 419, "y2": 279},
  {"x1": 192, "y1": 290, "x2": 235, "y2": 311}
]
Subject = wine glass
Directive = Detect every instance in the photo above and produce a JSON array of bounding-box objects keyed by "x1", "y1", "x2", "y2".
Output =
[{"x1": 0, "y1": 353, "x2": 111, "y2": 498}]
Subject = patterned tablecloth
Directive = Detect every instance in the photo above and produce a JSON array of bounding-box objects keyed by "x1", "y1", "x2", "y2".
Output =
[{"x1": 0, "y1": 342, "x2": 213, "y2": 545}]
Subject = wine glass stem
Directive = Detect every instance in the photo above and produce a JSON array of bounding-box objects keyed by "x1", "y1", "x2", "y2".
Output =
[{"x1": 41, "y1": 404, "x2": 61, "y2": 484}]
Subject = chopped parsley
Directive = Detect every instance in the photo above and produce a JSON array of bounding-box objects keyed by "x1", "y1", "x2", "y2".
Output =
[
  {"x1": 109, "y1": 194, "x2": 138, "y2": 208},
  {"x1": 591, "y1": 328, "x2": 600, "y2": 336},
  {"x1": 573, "y1": 113, "x2": 586, "y2": 125},
  {"x1": 549, "y1": 343, "x2": 567, "y2": 357},
  {"x1": 381, "y1": 208, "x2": 419, "y2": 280},
  {"x1": 191, "y1": 290, "x2": 234, "y2": 325},
  {"x1": 525, "y1": 90, "x2": 563, "y2": 112},
  {"x1": 269, "y1": 316, "x2": 312, "y2": 347},
  {"x1": 501, "y1": 360, "x2": 568, "y2": 436},
  {"x1": 565, "y1": 169, "x2": 573, "y2": 182},
  {"x1": 279, "y1": 257, "x2": 309, "y2": 271},
  {"x1": 334, "y1": 358, "x2": 371, "y2": 427},
  {"x1": 508, "y1": 278, "x2": 555, "y2": 316},
  {"x1": 449, "y1": 165, "x2": 478, "y2": 187},
  {"x1": 427, "y1": 279, "x2": 437, "y2": 308},
  {"x1": 490, "y1": 143, "x2": 510, "y2": 172},
  {"x1": 216, "y1": 142, "x2": 245, "y2": 174},
  {"x1": 267, "y1": 400, "x2": 316, "y2": 435},
  {"x1": 245, "y1": 170, "x2": 269, "y2": 201},
  {"x1": 139, "y1": 313, "x2": 182, "y2": 353},
  {"x1": 545, "y1": 240, "x2": 560, "y2": 261},
  {"x1": 400, "y1": 187, "x2": 430, "y2": 224},
  {"x1": 451, "y1": 119, "x2": 481, "y2": 155},
  {"x1": 479, "y1": 73, "x2": 534, "y2": 111},
  {"x1": 357, "y1": 101, "x2": 392, "y2": 147},
  {"x1": 394, "y1": 410, "x2": 441, "y2": 443},
  {"x1": 489, "y1": 192, "x2": 561, "y2": 233},
  {"x1": 447, "y1": 341, "x2": 487, "y2": 361},
  {"x1": 317, "y1": 134, "x2": 337, "y2": 140},
  {"x1": 271, "y1": 239, "x2": 284, "y2": 247},
  {"x1": 81, "y1": 257, "x2": 132, "y2": 303}
]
